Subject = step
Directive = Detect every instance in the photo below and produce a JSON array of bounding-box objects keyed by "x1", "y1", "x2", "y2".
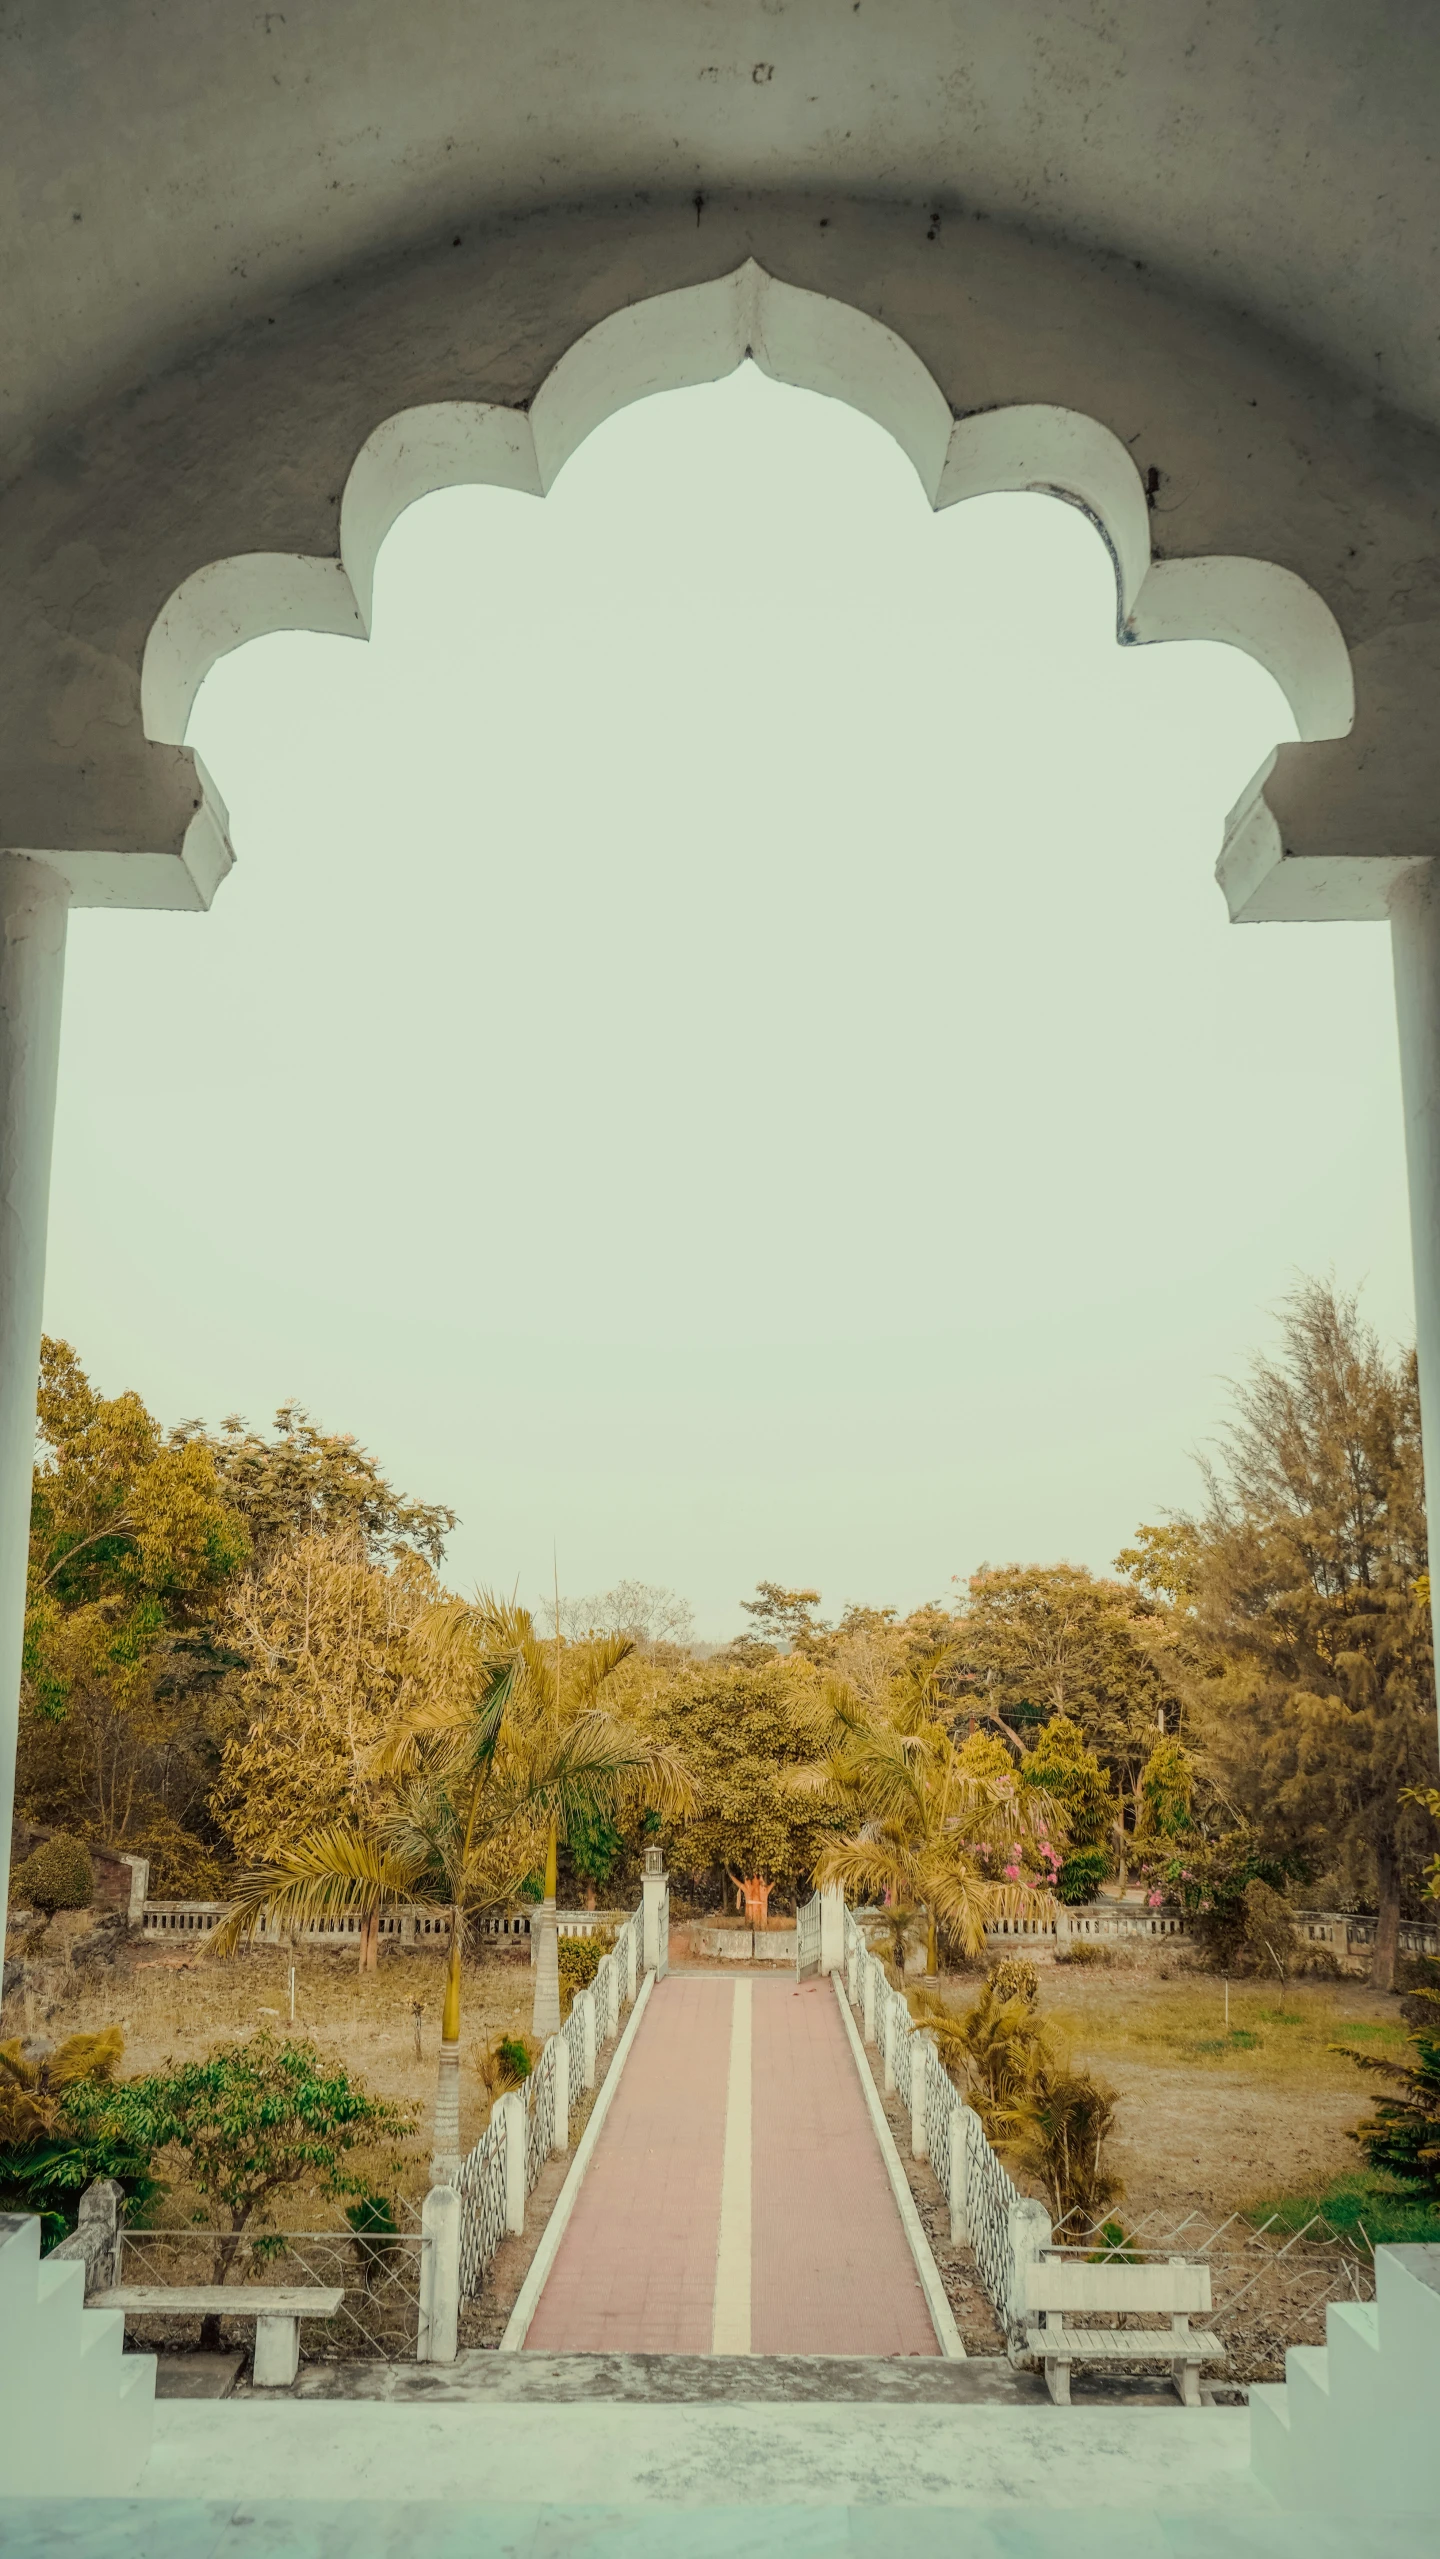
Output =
[{"x1": 1, "y1": 2502, "x2": 1436, "y2": 2559}]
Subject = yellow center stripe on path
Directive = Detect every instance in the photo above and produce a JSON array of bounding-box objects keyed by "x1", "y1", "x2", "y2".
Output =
[{"x1": 711, "y1": 1977, "x2": 752, "y2": 2353}]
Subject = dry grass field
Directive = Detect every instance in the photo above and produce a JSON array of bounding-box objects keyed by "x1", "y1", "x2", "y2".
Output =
[{"x1": 1035, "y1": 1957, "x2": 1406, "y2": 2225}]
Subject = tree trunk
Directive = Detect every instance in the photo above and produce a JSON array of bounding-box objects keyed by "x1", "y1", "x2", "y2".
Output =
[
  {"x1": 359, "y1": 1905, "x2": 379, "y2": 1972},
  {"x1": 1373, "y1": 1830, "x2": 1401, "y2": 1994}
]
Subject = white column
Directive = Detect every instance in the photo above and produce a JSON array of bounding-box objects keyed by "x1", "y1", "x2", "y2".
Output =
[
  {"x1": 862, "y1": 1952, "x2": 878, "y2": 2045},
  {"x1": 1390, "y1": 857, "x2": 1440, "y2": 1746},
  {"x1": 416, "y1": 2182, "x2": 460, "y2": 2363},
  {"x1": 0, "y1": 858, "x2": 68, "y2": 1987},
  {"x1": 577, "y1": 1987, "x2": 597, "y2": 2089},
  {"x1": 641, "y1": 1847, "x2": 667, "y2": 1973},
  {"x1": 819, "y1": 1883, "x2": 845, "y2": 1976}
]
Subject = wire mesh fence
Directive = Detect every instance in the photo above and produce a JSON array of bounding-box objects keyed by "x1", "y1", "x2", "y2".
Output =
[
  {"x1": 1048, "y1": 2204, "x2": 1379, "y2": 2382},
  {"x1": 117, "y1": 2224, "x2": 427, "y2": 2363}
]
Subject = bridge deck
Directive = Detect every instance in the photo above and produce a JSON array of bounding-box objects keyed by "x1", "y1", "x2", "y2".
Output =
[{"x1": 524, "y1": 1973, "x2": 939, "y2": 2356}]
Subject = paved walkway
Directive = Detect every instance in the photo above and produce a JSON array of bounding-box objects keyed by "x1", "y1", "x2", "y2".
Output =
[{"x1": 524, "y1": 1974, "x2": 939, "y2": 2356}]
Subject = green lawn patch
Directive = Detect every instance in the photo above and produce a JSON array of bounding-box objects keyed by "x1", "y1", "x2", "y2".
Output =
[{"x1": 1245, "y1": 2172, "x2": 1440, "y2": 2249}]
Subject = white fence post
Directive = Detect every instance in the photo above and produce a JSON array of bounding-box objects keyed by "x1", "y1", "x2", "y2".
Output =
[
  {"x1": 910, "y1": 2031, "x2": 931, "y2": 2160},
  {"x1": 949, "y1": 2104, "x2": 976, "y2": 2244},
  {"x1": 819, "y1": 1884, "x2": 845, "y2": 1975},
  {"x1": 578, "y1": 1988, "x2": 597, "y2": 2089},
  {"x1": 495, "y1": 2089, "x2": 527, "y2": 2236},
  {"x1": 1005, "y1": 2195, "x2": 1053, "y2": 2363},
  {"x1": 862, "y1": 1953, "x2": 878, "y2": 2045},
  {"x1": 552, "y1": 2030, "x2": 569, "y2": 2155},
  {"x1": 417, "y1": 2183, "x2": 460, "y2": 2363},
  {"x1": 883, "y1": 2000, "x2": 900, "y2": 2094}
]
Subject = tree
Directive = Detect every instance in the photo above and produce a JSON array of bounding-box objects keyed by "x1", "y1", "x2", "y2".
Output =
[
  {"x1": 119, "y1": 2031, "x2": 415, "y2": 2301},
  {"x1": 649, "y1": 1657, "x2": 834, "y2": 1899},
  {"x1": 737, "y1": 1581, "x2": 826, "y2": 1654},
  {"x1": 951, "y1": 1564, "x2": 1179, "y2": 1860},
  {"x1": 1181, "y1": 1281, "x2": 1439, "y2": 1992},
  {"x1": 215, "y1": 1594, "x2": 690, "y2": 2155},
  {"x1": 17, "y1": 1340, "x2": 251, "y2": 1893},
  {"x1": 173, "y1": 1403, "x2": 455, "y2": 1572},
  {"x1": 210, "y1": 1528, "x2": 439, "y2": 1895},
  {"x1": 814, "y1": 1701, "x2": 1062, "y2": 1971},
  {"x1": 549, "y1": 1582, "x2": 695, "y2": 1654},
  {"x1": 1019, "y1": 1715, "x2": 1115, "y2": 1904}
]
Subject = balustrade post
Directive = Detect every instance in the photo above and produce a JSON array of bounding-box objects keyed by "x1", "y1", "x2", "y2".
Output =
[
  {"x1": 862, "y1": 1953, "x2": 878, "y2": 2044},
  {"x1": 1005, "y1": 2195, "x2": 1054, "y2": 2364},
  {"x1": 494, "y1": 2088, "x2": 526, "y2": 2236},
  {"x1": 883, "y1": 2003, "x2": 899, "y2": 2094},
  {"x1": 624, "y1": 1916, "x2": 639, "y2": 2000},
  {"x1": 552, "y1": 2032, "x2": 569, "y2": 2155},
  {"x1": 578, "y1": 1987, "x2": 597, "y2": 2089},
  {"x1": 417, "y1": 2182, "x2": 460, "y2": 2363},
  {"x1": 642, "y1": 1847, "x2": 668, "y2": 1974},
  {"x1": 910, "y1": 2030, "x2": 931, "y2": 2160},
  {"x1": 949, "y1": 2104, "x2": 977, "y2": 2244}
]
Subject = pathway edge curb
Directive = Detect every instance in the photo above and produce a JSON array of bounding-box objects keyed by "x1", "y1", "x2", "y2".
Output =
[
  {"x1": 830, "y1": 1967, "x2": 966, "y2": 2360},
  {"x1": 498, "y1": 1968, "x2": 657, "y2": 2351}
]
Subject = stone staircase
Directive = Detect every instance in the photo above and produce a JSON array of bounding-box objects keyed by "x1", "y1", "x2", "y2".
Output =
[
  {"x1": 1250, "y1": 2241, "x2": 1440, "y2": 2516},
  {"x1": 0, "y1": 2213, "x2": 156, "y2": 2495}
]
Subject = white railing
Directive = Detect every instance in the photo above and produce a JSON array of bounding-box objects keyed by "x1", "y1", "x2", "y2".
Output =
[
  {"x1": 839, "y1": 1903, "x2": 1043, "y2": 2351},
  {"x1": 457, "y1": 1901, "x2": 645, "y2": 2300},
  {"x1": 141, "y1": 1900, "x2": 530, "y2": 1948}
]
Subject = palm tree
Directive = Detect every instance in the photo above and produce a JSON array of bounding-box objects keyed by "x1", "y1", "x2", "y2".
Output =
[
  {"x1": 811, "y1": 1683, "x2": 1062, "y2": 1972},
  {"x1": 213, "y1": 1591, "x2": 690, "y2": 2176}
]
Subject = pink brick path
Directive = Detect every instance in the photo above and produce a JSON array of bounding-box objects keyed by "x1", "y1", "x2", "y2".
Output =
[
  {"x1": 524, "y1": 1974, "x2": 729, "y2": 2351},
  {"x1": 525, "y1": 1972, "x2": 938, "y2": 2355},
  {"x1": 751, "y1": 1975, "x2": 937, "y2": 2355}
]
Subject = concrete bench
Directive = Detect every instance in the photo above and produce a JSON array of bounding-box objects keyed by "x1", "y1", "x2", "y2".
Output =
[
  {"x1": 1023, "y1": 2255, "x2": 1220, "y2": 2406},
  {"x1": 91, "y1": 2283, "x2": 343, "y2": 2387}
]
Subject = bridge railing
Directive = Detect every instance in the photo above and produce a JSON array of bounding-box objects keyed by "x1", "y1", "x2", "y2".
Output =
[
  {"x1": 839, "y1": 1903, "x2": 1045, "y2": 2350},
  {"x1": 456, "y1": 1900, "x2": 646, "y2": 2301}
]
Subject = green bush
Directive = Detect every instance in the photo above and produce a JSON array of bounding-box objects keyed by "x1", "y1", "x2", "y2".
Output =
[
  {"x1": 10, "y1": 1834, "x2": 93, "y2": 1913},
  {"x1": 558, "y1": 1933, "x2": 612, "y2": 2014},
  {"x1": 1054, "y1": 1846, "x2": 1111, "y2": 1906},
  {"x1": 1054, "y1": 1940, "x2": 1115, "y2": 1968}
]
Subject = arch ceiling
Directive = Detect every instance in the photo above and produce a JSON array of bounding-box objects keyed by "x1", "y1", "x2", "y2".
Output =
[{"x1": 4, "y1": 5, "x2": 1439, "y2": 924}]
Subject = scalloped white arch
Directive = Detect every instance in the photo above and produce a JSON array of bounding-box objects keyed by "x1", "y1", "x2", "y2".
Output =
[{"x1": 140, "y1": 260, "x2": 1355, "y2": 864}]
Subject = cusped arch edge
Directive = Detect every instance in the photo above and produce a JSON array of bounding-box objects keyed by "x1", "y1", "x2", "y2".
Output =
[{"x1": 126, "y1": 260, "x2": 1358, "y2": 919}]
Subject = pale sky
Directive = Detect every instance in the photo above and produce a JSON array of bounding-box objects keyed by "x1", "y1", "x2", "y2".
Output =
[{"x1": 43, "y1": 365, "x2": 1415, "y2": 1638}]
